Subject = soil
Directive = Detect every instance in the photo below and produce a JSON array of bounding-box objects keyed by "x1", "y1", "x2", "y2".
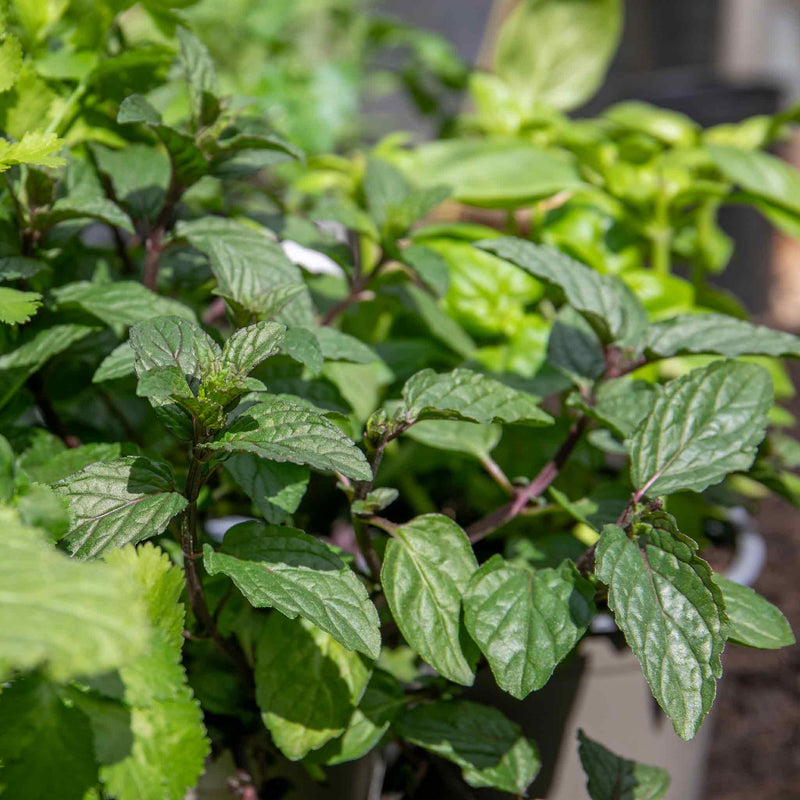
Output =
[{"x1": 703, "y1": 488, "x2": 800, "y2": 796}]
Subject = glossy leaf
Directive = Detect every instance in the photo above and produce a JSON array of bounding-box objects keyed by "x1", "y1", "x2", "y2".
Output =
[
  {"x1": 220, "y1": 321, "x2": 286, "y2": 376},
  {"x1": 630, "y1": 361, "x2": 773, "y2": 496},
  {"x1": 714, "y1": 576, "x2": 795, "y2": 650},
  {"x1": 381, "y1": 514, "x2": 477, "y2": 685},
  {"x1": 644, "y1": 313, "x2": 800, "y2": 359},
  {"x1": 254, "y1": 614, "x2": 370, "y2": 760},
  {"x1": 401, "y1": 368, "x2": 552, "y2": 426},
  {"x1": 595, "y1": 517, "x2": 728, "y2": 739},
  {"x1": 204, "y1": 396, "x2": 371, "y2": 480},
  {"x1": 577, "y1": 729, "x2": 671, "y2": 800},
  {"x1": 203, "y1": 522, "x2": 380, "y2": 658},
  {"x1": 55, "y1": 456, "x2": 187, "y2": 558},
  {"x1": 394, "y1": 700, "x2": 540, "y2": 794},
  {"x1": 93, "y1": 342, "x2": 135, "y2": 383},
  {"x1": 480, "y1": 237, "x2": 647, "y2": 345},
  {"x1": 463, "y1": 556, "x2": 595, "y2": 699}
]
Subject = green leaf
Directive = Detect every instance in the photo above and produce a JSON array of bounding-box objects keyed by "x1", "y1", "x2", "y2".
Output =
[
  {"x1": 100, "y1": 544, "x2": 209, "y2": 800},
  {"x1": 224, "y1": 454, "x2": 309, "y2": 523},
  {"x1": 630, "y1": 361, "x2": 773, "y2": 496},
  {"x1": 93, "y1": 342, "x2": 135, "y2": 383},
  {"x1": 714, "y1": 576, "x2": 795, "y2": 650},
  {"x1": 203, "y1": 396, "x2": 372, "y2": 480},
  {"x1": 55, "y1": 456, "x2": 187, "y2": 558},
  {"x1": 178, "y1": 218, "x2": 314, "y2": 326},
  {"x1": 176, "y1": 26, "x2": 216, "y2": 120},
  {"x1": 573, "y1": 378, "x2": 657, "y2": 439},
  {"x1": 254, "y1": 614, "x2": 371, "y2": 760},
  {"x1": 55, "y1": 281, "x2": 196, "y2": 332},
  {"x1": 408, "y1": 138, "x2": 583, "y2": 208},
  {"x1": 577, "y1": 729, "x2": 671, "y2": 800},
  {"x1": 401, "y1": 243, "x2": 450, "y2": 295},
  {"x1": 0, "y1": 286, "x2": 41, "y2": 323},
  {"x1": 549, "y1": 485, "x2": 629, "y2": 533},
  {"x1": 0, "y1": 675, "x2": 99, "y2": 800},
  {"x1": 117, "y1": 93, "x2": 162, "y2": 125},
  {"x1": 281, "y1": 326, "x2": 323, "y2": 374},
  {"x1": 381, "y1": 514, "x2": 477, "y2": 685},
  {"x1": 495, "y1": 0, "x2": 622, "y2": 111},
  {"x1": 0, "y1": 508, "x2": 148, "y2": 681},
  {"x1": 402, "y1": 284, "x2": 476, "y2": 357},
  {"x1": 364, "y1": 157, "x2": 411, "y2": 229},
  {"x1": 35, "y1": 194, "x2": 135, "y2": 234},
  {"x1": 547, "y1": 305, "x2": 606, "y2": 385},
  {"x1": 351, "y1": 487, "x2": 399, "y2": 516},
  {"x1": 136, "y1": 364, "x2": 195, "y2": 404},
  {"x1": 311, "y1": 669, "x2": 405, "y2": 765},
  {"x1": 203, "y1": 521, "x2": 380, "y2": 658},
  {"x1": 314, "y1": 326, "x2": 380, "y2": 364},
  {"x1": 709, "y1": 144, "x2": 800, "y2": 216},
  {"x1": 0, "y1": 33, "x2": 23, "y2": 93},
  {"x1": 404, "y1": 420, "x2": 502, "y2": 460},
  {"x1": 0, "y1": 323, "x2": 97, "y2": 410},
  {"x1": 480, "y1": 237, "x2": 647, "y2": 345},
  {"x1": 394, "y1": 700, "x2": 540, "y2": 794},
  {"x1": 463, "y1": 556, "x2": 595, "y2": 699},
  {"x1": 595, "y1": 515, "x2": 728, "y2": 739},
  {"x1": 606, "y1": 101, "x2": 698, "y2": 147},
  {"x1": 20, "y1": 441, "x2": 122, "y2": 485},
  {"x1": 400, "y1": 367, "x2": 552, "y2": 426},
  {"x1": 221, "y1": 321, "x2": 286, "y2": 376},
  {"x1": 0, "y1": 130, "x2": 65, "y2": 171},
  {"x1": 0, "y1": 255, "x2": 49, "y2": 281},
  {"x1": 644, "y1": 313, "x2": 800, "y2": 358}
]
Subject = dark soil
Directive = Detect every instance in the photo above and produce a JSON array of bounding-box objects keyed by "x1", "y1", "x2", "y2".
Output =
[{"x1": 703, "y1": 497, "x2": 800, "y2": 799}]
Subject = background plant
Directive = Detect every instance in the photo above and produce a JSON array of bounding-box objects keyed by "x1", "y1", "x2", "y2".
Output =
[{"x1": 0, "y1": 1, "x2": 796, "y2": 799}]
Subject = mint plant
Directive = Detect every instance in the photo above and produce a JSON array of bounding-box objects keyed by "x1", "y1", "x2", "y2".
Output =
[{"x1": 0, "y1": 2, "x2": 796, "y2": 799}]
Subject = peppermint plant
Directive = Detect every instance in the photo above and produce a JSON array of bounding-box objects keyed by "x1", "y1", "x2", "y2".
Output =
[{"x1": 0, "y1": 3, "x2": 796, "y2": 800}]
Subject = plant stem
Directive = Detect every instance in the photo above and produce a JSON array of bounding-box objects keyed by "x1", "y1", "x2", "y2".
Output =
[
  {"x1": 181, "y1": 450, "x2": 252, "y2": 684},
  {"x1": 479, "y1": 454, "x2": 514, "y2": 495},
  {"x1": 466, "y1": 415, "x2": 588, "y2": 543},
  {"x1": 142, "y1": 171, "x2": 185, "y2": 291}
]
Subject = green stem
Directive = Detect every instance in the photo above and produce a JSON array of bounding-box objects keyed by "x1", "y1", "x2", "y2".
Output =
[
  {"x1": 650, "y1": 192, "x2": 672, "y2": 276},
  {"x1": 45, "y1": 79, "x2": 89, "y2": 138}
]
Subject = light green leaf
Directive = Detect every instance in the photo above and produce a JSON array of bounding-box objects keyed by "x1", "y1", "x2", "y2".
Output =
[
  {"x1": 363, "y1": 157, "x2": 411, "y2": 229},
  {"x1": 311, "y1": 669, "x2": 405, "y2": 765},
  {"x1": 314, "y1": 326, "x2": 380, "y2": 364},
  {"x1": 55, "y1": 281, "x2": 196, "y2": 333},
  {"x1": 606, "y1": 101, "x2": 698, "y2": 147},
  {"x1": 644, "y1": 313, "x2": 800, "y2": 359},
  {"x1": 0, "y1": 508, "x2": 148, "y2": 681},
  {"x1": 709, "y1": 144, "x2": 800, "y2": 216},
  {"x1": 408, "y1": 138, "x2": 583, "y2": 208},
  {"x1": 0, "y1": 675, "x2": 99, "y2": 800},
  {"x1": 714, "y1": 576, "x2": 795, "y2": 650},
  {"x1": 402, "y1": 284, "x2": 476, "y2": 357},
  {"x1": 381, "y1": 514, "x2": 477, "y2": 685},
  {"x1": 101, "y1": 544, "x2": 209, "y2": 800},
  {"x1": 577, "y1": 729, "x2": 671, "y2": 800},
  {"x1": 351, "y1": 487, "x2": 399, "y2": 516},
  {"x1": 480, "y1": 237, "x2": 647, "y2": 345},
  {"x1": 595, "y1": 516, "x2": 728, "y2": 740},
  {"x1": 0, "y1": 130, "x2": 65, "y2": 171},
  {"x1": 404, "y1": 420, "x2": 502, "y2": 460},
  {"x1": 630, "y1": 360, "x2": 773, "y2": 496},
  {"x1": 176, "y1": 26, "x2": 216, "y2": 119},
  {"x1": 221, "y1": 321, "x2": 286, "y2": 376},
  {"x1": 463, "y1": 556, "x2": 595, "y2": 699},
  {"x1": 178, "y1": 218, "x2": 313, "y2": 326},
  {"x1": 55, "y1": 456, "x2": 187, "y2": 558},
  {"x1": 203, "y1": 521, "x2": 380, "y2": 658},
  {"x1": 224, "y1": 454, "x2": 309, "y2": 523},
  {"x1": 0, "y1": 34, "x2": 23, "y2": 93},
  {"x1": 0, "y1": 286, "x2": 41, "y2": 323},
  {"x1": 203, "y1": 396, "x2": 371, "y2": 480},
  {"x1": 400, "y1": 367, "x2": 552, "y2": 426},
  {"x1": 495, "y1": 0, "x2": 622, "y2": 111},
  {"x1": 282, "y1": 325, "x2": 323, "y2": 374},
  {"x1": 93, "y1": 342, "x2": 135, "y2": 383},
  {"x1": 254, "y1": 614, "x2": 370, "y2": 760},
  {"x1": 394, "y1": 700, "x2": 540, "y2": 794}
]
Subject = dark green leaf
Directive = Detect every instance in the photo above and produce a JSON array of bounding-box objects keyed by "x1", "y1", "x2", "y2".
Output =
[{"x1": 224, "y1": 455, "x2": 309, "y2": 524}]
